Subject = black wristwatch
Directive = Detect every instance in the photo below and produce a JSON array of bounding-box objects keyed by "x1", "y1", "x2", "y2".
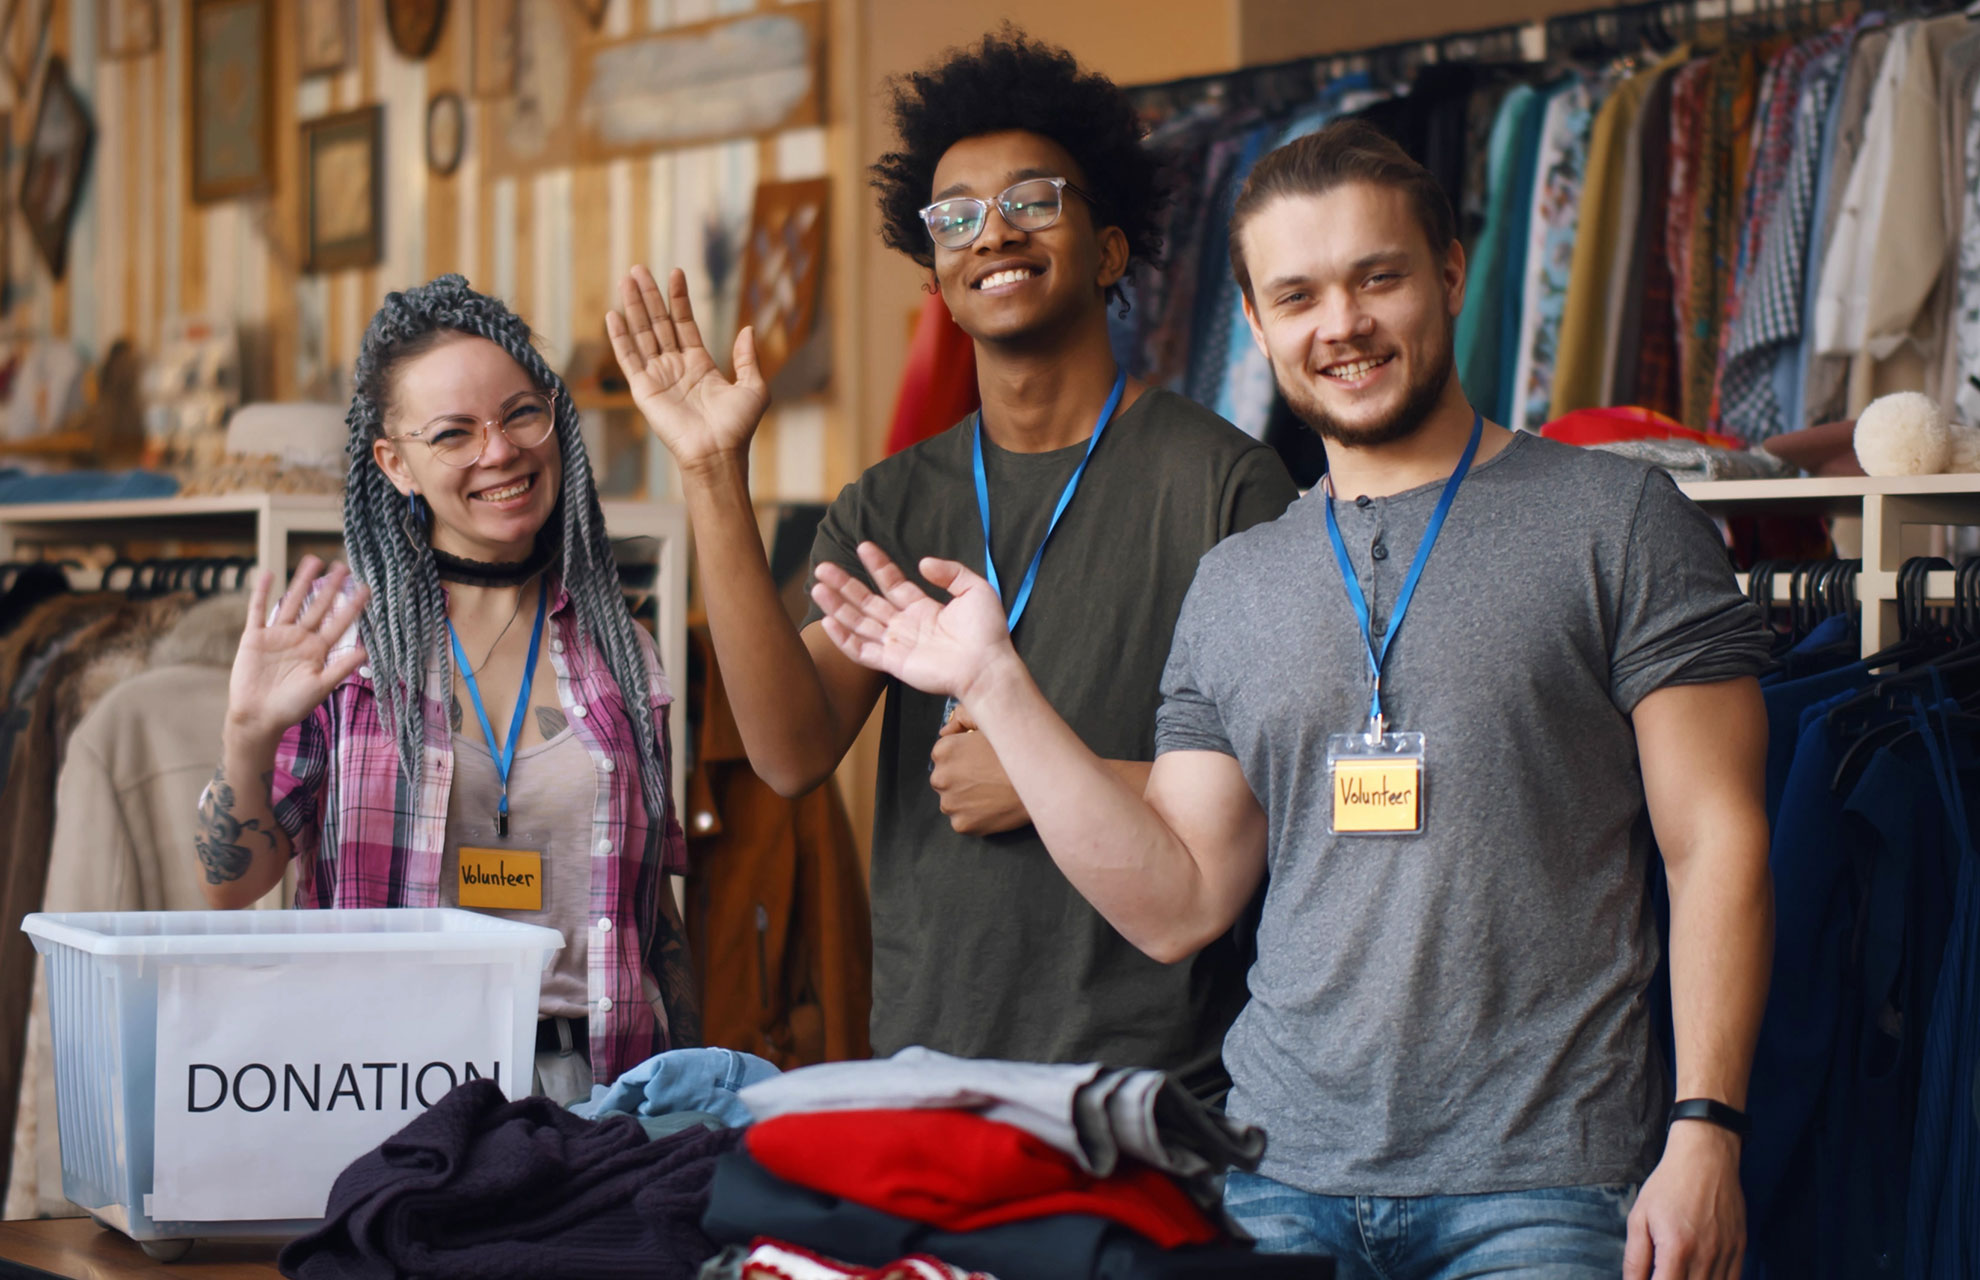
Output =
[{"x1": 1668, "y1": 1097, "x2": 1749, "y2": 1137}]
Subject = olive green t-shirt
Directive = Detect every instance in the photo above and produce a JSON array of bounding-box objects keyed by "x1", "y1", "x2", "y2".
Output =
[{"x1": 805, "y1": 388, "x2": 1299, "y2": 1096}]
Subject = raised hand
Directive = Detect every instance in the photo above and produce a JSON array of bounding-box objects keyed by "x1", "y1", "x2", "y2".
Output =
[
  {"x1": 227, "y1": 557, "x2": 371, "y2": 744},
  {"x1": 605, "y1": 265, "x2": 769, "y2": 475},
  {"x1": 811, "y1": 542, "x2": 1015, "y2": 701}
]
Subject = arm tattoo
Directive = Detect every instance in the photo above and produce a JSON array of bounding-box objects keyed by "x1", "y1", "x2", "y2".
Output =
[
  {"x1": 195, "y1": 765, "x2": 280, "y2": 885},
  {"x1": 535, "y1": 705, "x2": 567, "y2": 739},
  {"x1": 450, "y1": 694, "x2": 463, "y2": 733},
  {"x1": 654, "y1": 888, "x2": 702, "y2": 1048}
]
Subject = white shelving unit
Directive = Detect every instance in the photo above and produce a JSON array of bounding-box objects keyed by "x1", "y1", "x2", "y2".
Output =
[
  {"x1": 1679, "y1": 473, "x2": 1980, "y2": 656},
  {"x1": 0, "y1": 494, "x2": 690, "y2": 813}
]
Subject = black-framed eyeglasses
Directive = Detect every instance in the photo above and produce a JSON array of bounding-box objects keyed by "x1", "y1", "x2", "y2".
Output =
[
  {"x1": 390, "y1": 389, "x2": 559, "y2": 468},
  {"x1": 918, "y1": 176, "x2": 1100, "y2": 250}
]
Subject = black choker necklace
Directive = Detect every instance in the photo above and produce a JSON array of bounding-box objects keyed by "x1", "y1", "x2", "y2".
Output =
[{"x1": 431, "y1": 536, "x2": 557, "y2": 587}]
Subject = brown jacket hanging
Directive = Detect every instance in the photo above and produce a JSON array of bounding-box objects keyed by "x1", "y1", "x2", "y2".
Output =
[{"x1": 684, "y1": 624, "x2": 871, "y2": 1068}]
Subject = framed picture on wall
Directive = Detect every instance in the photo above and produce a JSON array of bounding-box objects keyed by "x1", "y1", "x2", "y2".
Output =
[
  {"x1": 100, "y1": 0, "x2": 160, "y2": 59},
  {"x1": 189, "y1": 0, "x2": 272, "y2": 203},
  {"x1": 386, "y1": 0, "x2": 447, "y2": 61},
  {"x1": 301, "y1": 105, "x2": 382, "y2": 273},
  {"x1": 298, "y1": 0, "x2": 352, "y2": 76},
  {"x1": 20, "y1": 59, "x2": 94, "y2": 280},
  {"x1": 469, "y1": 0, "x2": 517, "y2": 99},
  {"x1": 425, "y1": 90, "x2": 465, "y2": 176}
]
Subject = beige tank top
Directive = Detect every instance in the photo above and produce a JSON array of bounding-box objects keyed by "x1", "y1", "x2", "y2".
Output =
[{"x1": 441, "y1": 726, "x2": 596, "y2": 1019}]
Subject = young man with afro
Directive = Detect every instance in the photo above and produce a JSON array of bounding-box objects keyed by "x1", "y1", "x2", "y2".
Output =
[{"x1": 609, "y1": 28, "x2": 1297, "y2": 1093}]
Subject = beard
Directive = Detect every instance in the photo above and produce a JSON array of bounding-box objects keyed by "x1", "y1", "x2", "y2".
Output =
[{"x1": 1275, "y1": 328, "x2": 1456, "y2": 448}]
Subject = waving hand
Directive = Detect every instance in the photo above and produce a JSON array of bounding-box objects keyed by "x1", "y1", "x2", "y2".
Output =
[
  {"x1": 811, "y1": 543, "x2": 1017, "y2": 701},
  {"x1": 228, "y1": 557, "x2": 370, "y2": 742},
  {"x1": 606, "y1": 265, "x2": 769, "y2": 474}
]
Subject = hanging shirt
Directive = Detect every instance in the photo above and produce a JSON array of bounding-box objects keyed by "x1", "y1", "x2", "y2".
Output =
[
  {"x1": 1455, "y1": 82, "x2": 1543, "y2": 422},
  {"x1": 1949, "y1": 36, "x2": 1980, "y2": 423},
  {"x1": 1799, "y1": 23, "x2": 1892, "y2": 428},
  {"x1": 1512, "y1": 73, "x2": 1607, "y2": 431},
  {"x1": 1716, "y1": 30, "x2": 1851, "y2": 441}
]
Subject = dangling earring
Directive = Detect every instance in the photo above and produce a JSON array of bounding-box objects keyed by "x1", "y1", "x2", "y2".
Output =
[{"x1": 400, "y1": 490, "x2": 429, "y2": 551}]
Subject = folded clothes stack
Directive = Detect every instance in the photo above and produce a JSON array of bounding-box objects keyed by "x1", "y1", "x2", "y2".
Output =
[{"x1": 700, "y1": 1047, "x2": 1333, "y2": 1280}]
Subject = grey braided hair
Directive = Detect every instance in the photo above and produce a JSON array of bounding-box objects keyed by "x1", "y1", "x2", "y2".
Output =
[{"x1": 343, "y1": 274, "x2": 668, "y2": 824}]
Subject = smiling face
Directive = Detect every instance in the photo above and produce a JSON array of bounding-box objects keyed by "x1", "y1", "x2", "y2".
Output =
[
  {"x1": 371, "y1": 333, "x2": 562, "y2": 561},
  {"x1": 926, "y1": 130, "x2": 1127, "y2": 348},
  {"x1": 1239, "y1": 180, "x2": 1465, "y2": 448}
]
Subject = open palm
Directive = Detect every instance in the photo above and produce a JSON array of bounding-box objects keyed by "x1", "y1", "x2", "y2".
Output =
[
  {"x1": 811, "y1": 543, "x2": 1015, "y2": 699},
  {"x1": 229, "y1": 558, "x2": 371, "y2": 740},
  {"x1": 605, "y1": 265, "x2": 769, "y2": 472}
]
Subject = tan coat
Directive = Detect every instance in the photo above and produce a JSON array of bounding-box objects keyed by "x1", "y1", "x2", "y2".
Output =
[{"x1": 5, "y1": 594, "x2": 284, "y2": 1219}]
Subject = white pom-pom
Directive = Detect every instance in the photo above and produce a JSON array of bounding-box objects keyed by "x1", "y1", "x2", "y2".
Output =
[
  {"x1": 1855, "y1": 392, "x2": 1952, "y2": 475},
  {"x1": 1948, "y1": 422, "x2": 1980, "y2": 473}
]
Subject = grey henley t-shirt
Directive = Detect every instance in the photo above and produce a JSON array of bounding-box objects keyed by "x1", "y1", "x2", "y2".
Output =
[{"x1": 1155, "y1": 431, "x2": 1772, "y2": 1196}]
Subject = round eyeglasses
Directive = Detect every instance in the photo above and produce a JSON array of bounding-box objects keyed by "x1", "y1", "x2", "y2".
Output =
[
  {"x1": 918, "y1": 176, "x2": 1100, "y2": 251},
  {"x1": 392, "y1": 389, "x2": 559, "y2": 468}
]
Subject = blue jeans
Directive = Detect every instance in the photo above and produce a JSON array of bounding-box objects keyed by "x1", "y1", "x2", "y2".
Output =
[{"x1": 1225, "y1": 1170, "x2": 1635, "y2": 1279}]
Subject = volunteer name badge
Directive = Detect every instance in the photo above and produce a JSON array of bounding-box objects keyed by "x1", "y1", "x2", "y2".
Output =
[
  {"x1": 1327, "y1": 730, "x2": 1425, "y2": 835},
  {"x1": 457, "y1": 846, "x2": 542, "y2": 911}
]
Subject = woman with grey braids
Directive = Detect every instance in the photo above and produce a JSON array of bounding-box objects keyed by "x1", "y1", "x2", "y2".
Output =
[{"x1": 198, "y1": 275, "x2": 699, "y2": 1099}]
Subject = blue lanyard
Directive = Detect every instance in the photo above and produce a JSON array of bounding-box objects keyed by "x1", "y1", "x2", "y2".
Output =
[
  {"x1": 972, "y1": 371, "x2": 1127, "y2": 635},
  {"x1": 1323, "y1": 411, "x2": 1482, "y2": 736},
  {"x1": 447, "y1": 576, "x2": 548, "y2": 836}
]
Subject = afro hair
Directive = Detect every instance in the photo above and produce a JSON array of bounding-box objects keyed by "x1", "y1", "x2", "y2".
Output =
[{"x1": 870, "y1": 27, "x2": 1167, "y2": 291}]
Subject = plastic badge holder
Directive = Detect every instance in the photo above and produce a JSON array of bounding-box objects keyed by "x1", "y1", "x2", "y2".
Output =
[
  {"x1": 20, "y1": 908, "x2": 562, "y2": 1258},
  {"x1": 1326, "y1": 729, "x2": 1426, "y2": 835}
]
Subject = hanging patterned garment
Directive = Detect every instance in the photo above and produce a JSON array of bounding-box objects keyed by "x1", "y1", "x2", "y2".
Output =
[
  {"x1": 1681, "y1": 49, "x2": 1757, "y2": 429},
  {"x1": 1715, "y1": 30, "x2": 1851, "y2": 441},
  {"x1": 1510, "y1": 72, "x2": 1610, "y2": 431},
  {"x1": 1664, "y1": 57, "x2": 1715, "y2": 421},
  {"x1": 1182, "y1": 125, "x2": 1272, "y2": 415},
  {"x1": 1952, "y1": 42, "x2": 1980, "y2": 424},
  {"x1": 1798, "y1": 24, "x2": 1892, "y2": 428},
  {"x1": 1930, "y1": 29, "x2": 1980, "y2": 412},
  {"x1": 1614, "y1": 63, "x2": 1682, "y2": 417}
]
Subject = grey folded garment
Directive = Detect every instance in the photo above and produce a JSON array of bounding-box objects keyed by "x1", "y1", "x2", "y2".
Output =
[
  {"x1": 1591, "y1": 439, "x2": 1798, "y2": 482},
  {"x1": 736, "y1": 1046, "x2": 1266, "y2": 1186},
  {"x1": 696, "y1": 1244, "x2": 748, "y2": 1280}
]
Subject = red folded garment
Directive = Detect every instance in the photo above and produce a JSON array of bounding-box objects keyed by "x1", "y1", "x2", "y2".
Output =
[
  {"x1": 744, "y1": 1108, "x2": 1219, "y2": 1248},
  {"x1": 1540, "y1": 406, "x2": 1745, "y2": 450}
]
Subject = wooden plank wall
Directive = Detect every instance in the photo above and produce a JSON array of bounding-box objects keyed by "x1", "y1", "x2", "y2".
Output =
[{"x1": 7, "y1": 0, "x2": 844, "y2": 503}]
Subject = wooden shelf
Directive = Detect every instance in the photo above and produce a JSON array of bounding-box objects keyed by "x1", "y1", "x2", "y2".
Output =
[
  {"x1": 1680, "y1": 473, "x2": 1980, "y2": 502},
  {"x1": 1673, "y1": 474, "x2": 1980, "y2": 655}
]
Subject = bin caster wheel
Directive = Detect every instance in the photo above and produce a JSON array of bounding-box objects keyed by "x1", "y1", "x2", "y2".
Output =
[{"x1": 138, "y1": 1238, "x2": 194, "y2": 1263}]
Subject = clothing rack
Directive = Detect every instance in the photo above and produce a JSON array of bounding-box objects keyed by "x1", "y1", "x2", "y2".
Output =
[
  {"x1": 0, "y1": 495, "x2": 691, "y2": 812},
  {"x1": 1683, "y1": 474, "x2": 1980, "y2": 656},
  {"x1": 1123, "y1": 0, "x2": 1978, "y2": 119}
]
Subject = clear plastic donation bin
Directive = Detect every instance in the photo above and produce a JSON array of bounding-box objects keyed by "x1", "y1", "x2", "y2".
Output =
[{"x1": 20, "y1": 908, "x2": 562, "y2": 1259}]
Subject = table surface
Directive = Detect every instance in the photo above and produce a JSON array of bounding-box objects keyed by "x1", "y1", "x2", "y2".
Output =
[{"x1": 0, "y1": 1219, "x2": 283, "y2": 1279}]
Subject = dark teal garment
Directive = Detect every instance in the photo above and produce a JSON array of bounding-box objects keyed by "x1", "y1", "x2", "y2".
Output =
[{"x1": 1456, "y1": 83, "x2": 1542, "y2": 423}]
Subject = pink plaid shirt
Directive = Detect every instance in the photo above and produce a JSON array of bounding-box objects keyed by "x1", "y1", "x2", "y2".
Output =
[{"x1": 269, "y1": 577, "x2": 688, "y2": 1084}]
